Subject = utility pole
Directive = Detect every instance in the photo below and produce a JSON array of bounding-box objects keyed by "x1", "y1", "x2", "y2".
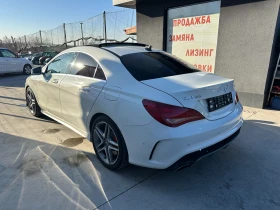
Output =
[
  {"x1": 39, "y1": 30, "x2": 43, "y2": 46},
  {"x1": 19, "y1": 37, "x2": 22, "y2": 49},
  {"x1": 24, "y1": 35, "x2": 27, "y2": 48},
  {"x1": 63, "y1": 23, "x2": 67, "y2": 48},
  {"x1": 103, "y1": 11, "x2": 107, "y2": 43},
  {"x1": 11, "y1": 36, "x2": 17, "y2": 50},
  {"x1": 51, "y1": 31, "x2": 53, "y2": 46},
  {"x1": 80, "y1": 22, "x2": 84, "y2": 45},
  {"x1": 114, "y1": 12, "x2": 117, "y2": 39}
]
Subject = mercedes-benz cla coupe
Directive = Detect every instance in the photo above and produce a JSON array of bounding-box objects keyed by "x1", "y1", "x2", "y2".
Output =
[{"x1": 25, "y1": 43, "x2": 243, "y2": 170}]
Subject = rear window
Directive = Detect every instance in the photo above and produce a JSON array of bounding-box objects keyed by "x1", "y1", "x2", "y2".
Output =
[{"x1": 120, "y1": 52, "x2": 200, "y2": 81}]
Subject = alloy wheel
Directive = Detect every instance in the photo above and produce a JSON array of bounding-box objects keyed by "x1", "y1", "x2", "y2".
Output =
[
  {"x1": 24, "y1": 65, "x2": 31, "y2": 74},
  {"x1": 26, "y1": 89, "x2": 36, "y2": 114},
  {"x1": 93, "y1": 122, "x2": 119, "y2": 165}
]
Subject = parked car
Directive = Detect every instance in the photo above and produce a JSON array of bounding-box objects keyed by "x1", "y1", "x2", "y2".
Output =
[
  {"x1": 21, "y1": 54, "x2": 33, "y2": 61},
  {"x1": 25, "y1": 43, "x2": 243, "y2": 171},
  {"x1": 26, "y1": 54, "x2": 34, "y2": 61},
  {"x1": 39, "y1": 51, "x2": 59, "y2": 65},
  {"x1": 0, "y1": 48, "x2": 33, "y2": 74},
  {"x1": 31, "y1": 52, "x2": 43, "y2": 65},
  {"x1": 20, "y1": 54, "x2": 28, "y2": 58},
  {"x1": 44, "y1": 54, "x2": 58, "y2": 65}
]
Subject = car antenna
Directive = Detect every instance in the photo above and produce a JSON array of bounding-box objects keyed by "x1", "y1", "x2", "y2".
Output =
[{"x1": 145, "y1": 45, "x2": 152, "y2": 51}]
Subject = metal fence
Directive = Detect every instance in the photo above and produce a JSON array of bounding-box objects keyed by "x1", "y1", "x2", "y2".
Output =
[{"x1": 1, "y1": 9, "x2": 136, "y2": 53}]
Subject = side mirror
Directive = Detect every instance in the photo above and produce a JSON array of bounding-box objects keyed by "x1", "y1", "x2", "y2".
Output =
[{"x1": 31, "y1": 67, "x2": 42, "y2": 75}]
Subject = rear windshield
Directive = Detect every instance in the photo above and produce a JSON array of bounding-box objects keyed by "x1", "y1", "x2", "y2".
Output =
[{"x1": 120, "y1": 52, "x2": 200, "y2": 81}]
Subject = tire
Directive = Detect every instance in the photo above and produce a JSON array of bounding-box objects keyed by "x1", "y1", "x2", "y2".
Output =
[
  {"x1": 26, "y1": 87, "x2": 41, "y2": 117},
  {"x1": 23, "y1": 64, "x2": 32, "y2": 75},
  {"x1": 91, "y1": 115, "x2": 129, "y2": 170}
]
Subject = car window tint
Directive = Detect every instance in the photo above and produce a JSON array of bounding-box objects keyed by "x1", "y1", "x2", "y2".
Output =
[
  {"x1": 1, "y1": 49, "x2": 16, "y2": 58},
  {"x1": 120, "y1": 52, "x2": 200, "y2": 81},
  {"x1": 47, "y1": 52, "x2": 77, "y2": 74},
  {"x1": 70, "y1": 53, "x2": 98, "y2": 78},
  {"x1": 94, "y1": 65, "x2": 106, "y2": 80}
]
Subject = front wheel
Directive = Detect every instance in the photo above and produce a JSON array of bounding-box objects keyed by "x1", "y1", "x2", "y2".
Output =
[
  {"x1": 26, "y1": 87, "x2": 41, "y2": 117},
  {"x1": 23, "y1": 64, "x2": 32, "y2": 75},
  {"x1": 91, "y1": 115, "x2": 129, "y2": 170}
]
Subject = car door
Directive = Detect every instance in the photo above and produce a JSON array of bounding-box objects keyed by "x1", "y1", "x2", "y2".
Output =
[
  {"x1": 0, "y1": 51, "x2": 6, "y2": 73},
  {"x1": 36, "y1": 52, "x2": 78, "y2": 118},
  {"x1": 0, "y1": 49, "x2": 22, "y2": 72},
  {"x1": 59, "y1": 52, "x2": 106, "y2": 133}
]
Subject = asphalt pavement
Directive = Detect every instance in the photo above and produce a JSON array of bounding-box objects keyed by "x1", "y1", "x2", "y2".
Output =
[{"x1": 0, "y1": 73, "x2": 280, "y2": 210}]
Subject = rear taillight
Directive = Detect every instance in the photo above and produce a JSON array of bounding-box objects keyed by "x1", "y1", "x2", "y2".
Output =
[
  {"x1": 142, "y1": 99, "x2": 205, "y2": 127},
  {"x1": 235, "y1": 92, "x2": 239, "y2": 104}
]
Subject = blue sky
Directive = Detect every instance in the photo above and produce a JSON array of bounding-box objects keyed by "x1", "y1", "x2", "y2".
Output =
[{"x1": 0, "y1": 0, "x2": 130, "y2": 38}]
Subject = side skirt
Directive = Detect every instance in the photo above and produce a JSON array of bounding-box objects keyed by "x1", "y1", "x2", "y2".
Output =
[{"x1": 41, "y1": 110, "x2": 88, "y2": 138}]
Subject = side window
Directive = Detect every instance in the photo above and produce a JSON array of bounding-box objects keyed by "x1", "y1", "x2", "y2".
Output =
[
  {"x1": 94, "y1": 65, "x2": 106, "y2": 80},
  {"x1": 70, "y1": 53, "x2": 98, "y2": 78},
  {"x1": 47, "y1": 52, "x2": 77, "y2": 74},
  {"x1": 1, "y1": 49, "x2": 16, "y2": 58}
]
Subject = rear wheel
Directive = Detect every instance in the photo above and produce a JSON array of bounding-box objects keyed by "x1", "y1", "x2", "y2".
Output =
[
  {"x1": 23, "y1": 64, "x2": 32, "y2": 75},
  {"x1": 26, "y1": 87, "x2": 41, "y2": 117},
  {"x1": 91, "y1": 115, "x2": 128, "y2": 170}
]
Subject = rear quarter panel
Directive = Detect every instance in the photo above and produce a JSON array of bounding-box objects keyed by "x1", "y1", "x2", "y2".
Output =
[{"x1": 86, "y1": 51, "x2": 183, "y2": 134}]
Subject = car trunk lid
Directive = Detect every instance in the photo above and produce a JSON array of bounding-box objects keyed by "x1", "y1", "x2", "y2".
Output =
[{"x1": 141, "y1": 72, "x2": 235, "y2": 120}]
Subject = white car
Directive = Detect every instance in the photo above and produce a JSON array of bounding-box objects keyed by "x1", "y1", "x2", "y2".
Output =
[
  {"x1": 0, "y1": 48, "x2": 33, "y2": 74},
  {"x1": 25, "y1": 43, "x2": 243, "y2": 171}
]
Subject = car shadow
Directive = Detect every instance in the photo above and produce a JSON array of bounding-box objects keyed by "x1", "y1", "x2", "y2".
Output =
[
  {"x1": 0, "y1": 74, "x2": 29, "y2": 88},
  {"x1": 0, "y1": 131, "x2": 156, "y2": 210},
  {"x1": 0, "y1": 119, "x2": 279, "y2": 210},
  {"x1": 0, "y1": 112, "x2": 57, "y2": 124},
  {"x1": 0, "y1": 95, "x2": 26, "y2": 101}
]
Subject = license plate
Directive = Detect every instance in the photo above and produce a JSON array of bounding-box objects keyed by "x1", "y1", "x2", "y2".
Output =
[{"x1": 207, "y1": 93, "x2": 233, "y2": 112}]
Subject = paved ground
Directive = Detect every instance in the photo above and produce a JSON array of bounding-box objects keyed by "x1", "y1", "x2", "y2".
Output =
[{"x1": 0, "y1": 73, "x2": 280, "y2": 210}]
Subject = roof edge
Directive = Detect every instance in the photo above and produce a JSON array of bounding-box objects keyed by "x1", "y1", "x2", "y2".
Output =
[{"x1": 113, "y1": 0, "x2": 136, "y2": 8}]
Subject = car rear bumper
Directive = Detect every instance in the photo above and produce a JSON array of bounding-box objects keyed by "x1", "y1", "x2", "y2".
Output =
[
  {"x1": 166, "y1": 128, "x2": 241, "y2": 171},
  {"x1": 119, "y1": 103, "x2": 243, "y2": 169}
]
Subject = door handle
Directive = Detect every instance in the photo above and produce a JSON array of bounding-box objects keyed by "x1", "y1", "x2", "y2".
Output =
[
  {"x1": 79, "y1": 86, "x2": 91, "y2": 92},
  {"x1": 52, "y1": 79, "x2": 59, "y2": 84}
]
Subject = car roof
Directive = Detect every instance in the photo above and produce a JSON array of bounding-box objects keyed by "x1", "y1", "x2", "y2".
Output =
[
  {"x1": 86, "y1": 43, "x2": 162, "y2": 57},
  {"x1": 103, "y1": 45, "x2": 161, "y2": 57},
  {"x1": 43, "y1": 46, "x2": 137, "y2": 85}
]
